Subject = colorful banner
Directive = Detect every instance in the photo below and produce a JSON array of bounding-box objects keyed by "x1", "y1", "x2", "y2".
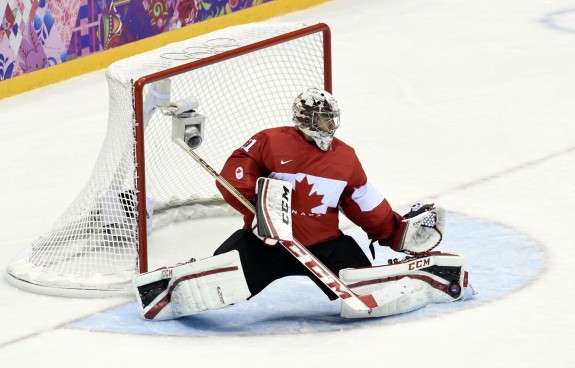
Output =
[{"x1": 0, "y1": 0, "x2": 272, "y2": 81}]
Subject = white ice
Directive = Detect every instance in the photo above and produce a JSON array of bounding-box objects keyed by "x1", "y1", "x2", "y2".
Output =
[{"x1": 1, "y1": 0, "x2": 575, "y2": 366}]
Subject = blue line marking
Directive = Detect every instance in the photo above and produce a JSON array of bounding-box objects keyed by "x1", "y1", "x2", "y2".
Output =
[{"x1": 70, "y1": 212, "x2": 544, "y2": 336}]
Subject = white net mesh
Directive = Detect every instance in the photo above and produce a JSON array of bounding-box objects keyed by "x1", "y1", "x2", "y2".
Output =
[{"x1": 6, "y1": 22, "x2": 328, "y2": 296}]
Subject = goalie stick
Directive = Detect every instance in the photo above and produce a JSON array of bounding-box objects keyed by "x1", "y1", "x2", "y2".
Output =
[{"x1": 173, "y1": 138, "x2": 380, "y2": 313}]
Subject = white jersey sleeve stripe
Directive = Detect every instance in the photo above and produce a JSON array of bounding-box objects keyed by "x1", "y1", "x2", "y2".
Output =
[{"x1": 352, "y1": 181, "x2": 385, "y2": 212}]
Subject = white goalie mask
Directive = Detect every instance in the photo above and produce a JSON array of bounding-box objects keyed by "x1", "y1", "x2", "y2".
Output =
[{"x1": 292, "y1": 88, "x2": 341, "y2": 151}]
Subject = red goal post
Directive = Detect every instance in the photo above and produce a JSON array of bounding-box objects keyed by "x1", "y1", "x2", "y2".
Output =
[{"x1": 6, "y1": 22, "x2": 332, "y2": 297}]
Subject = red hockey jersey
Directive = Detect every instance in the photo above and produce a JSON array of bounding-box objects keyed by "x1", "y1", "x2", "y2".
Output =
[{"x1": 217, "y1": 126, "x2": 401, "y2": 247}]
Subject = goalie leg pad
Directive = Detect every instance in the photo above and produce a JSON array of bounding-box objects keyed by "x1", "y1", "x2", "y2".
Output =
[
  {"x1": 133, "y1": 250, "x2": 251, "y2": 321},
  {"x1": 339, "y1": 252, "x2": 469, "y2": 318}
]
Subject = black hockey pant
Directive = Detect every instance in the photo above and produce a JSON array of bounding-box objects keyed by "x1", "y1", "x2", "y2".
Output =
[{"x1": 213, "y1": 229, "x2": 371, "y2": 300}]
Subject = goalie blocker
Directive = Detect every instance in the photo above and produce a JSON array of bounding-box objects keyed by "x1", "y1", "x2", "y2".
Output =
[{"x1": 253, "y1": 177, "x2": 293, "y2": 245}]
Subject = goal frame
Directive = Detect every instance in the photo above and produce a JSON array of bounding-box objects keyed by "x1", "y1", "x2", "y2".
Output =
[{"x1": 134, "y1": 23, "x2": 332, "y2": 274}]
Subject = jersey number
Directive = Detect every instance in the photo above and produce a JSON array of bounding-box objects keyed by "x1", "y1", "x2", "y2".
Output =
[{"x1": 241, "y1": 139, "x2": 257, "y2": 152}]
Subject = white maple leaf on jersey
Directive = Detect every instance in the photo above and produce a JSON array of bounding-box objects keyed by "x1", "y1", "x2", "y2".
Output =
[{"x1": 269, "y1": 172, "x2": 345, "y2": 214}]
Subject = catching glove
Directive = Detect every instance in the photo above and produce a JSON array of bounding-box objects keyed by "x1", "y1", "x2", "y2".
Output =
[{"x1": 393, "y1": 203, "x2": 445, "y2": 255}]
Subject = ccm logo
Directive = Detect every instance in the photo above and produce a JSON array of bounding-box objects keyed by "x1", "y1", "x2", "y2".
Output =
[
  {"x1": 282, "y1": 186, "x2": 290, "y2": 225},
  {"x1": 217, "y1": 286, "x2": 225, "y2": 304},
  {"x1": 161, "y1": 269, "x2": 173, "y2": 278},
  {"x1": 408, "y1": 258, "x2": 431, "y2": 270}
]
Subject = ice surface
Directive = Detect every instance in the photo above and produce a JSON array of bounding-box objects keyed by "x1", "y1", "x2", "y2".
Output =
[{"x1": 1, "y1": 0, "x2": 574, "y2": 366}]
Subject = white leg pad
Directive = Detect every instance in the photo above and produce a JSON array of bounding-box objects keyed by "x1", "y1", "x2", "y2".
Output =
[
  {"x1": 339, "y1": 252, "x2": 470, "y2": 318},
  {"x1": 134, "y1": 250, "x2": 251, "y2": 320}
]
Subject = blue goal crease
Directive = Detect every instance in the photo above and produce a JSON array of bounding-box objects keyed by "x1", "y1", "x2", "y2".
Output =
[{"x1": 69, "y1": 212, "x2": 544, "y2": 336}]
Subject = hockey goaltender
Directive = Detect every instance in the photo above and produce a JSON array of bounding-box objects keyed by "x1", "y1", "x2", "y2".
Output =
[{"x1": 134, "y1": 87, "x2": 474, "y2": 320}]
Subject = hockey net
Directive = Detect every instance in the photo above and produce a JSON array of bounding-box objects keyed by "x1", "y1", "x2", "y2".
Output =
[{"x1": 6, "y1": 22, "x2": 331, "y2": 297}]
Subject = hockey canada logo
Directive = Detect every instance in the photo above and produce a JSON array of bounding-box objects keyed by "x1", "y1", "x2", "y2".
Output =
[{"x1": 235, "y1": 167, "x2": 243, "y2": 179}]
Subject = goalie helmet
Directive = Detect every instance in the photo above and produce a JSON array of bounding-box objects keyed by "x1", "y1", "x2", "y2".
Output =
[{"x1": 293, "y1": 88, "x2": 341, "y2": 151}]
